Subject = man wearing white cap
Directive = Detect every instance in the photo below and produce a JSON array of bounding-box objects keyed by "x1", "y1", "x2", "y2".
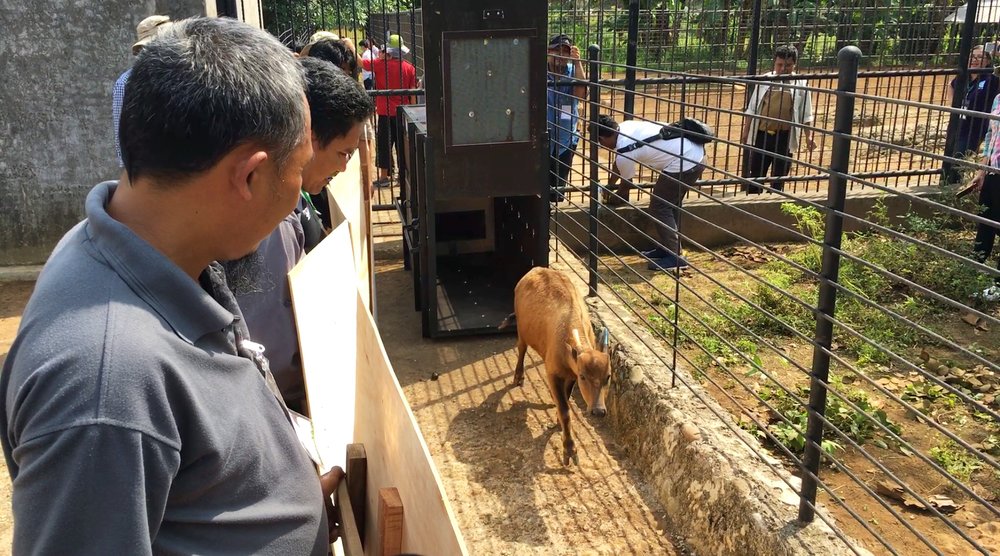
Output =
[
  {"x1": 361, "y1": 33, "x2": 417, "y2": 187},
  {"x1": 112, "y1": 15, "x2": 171, "y2": 167}
]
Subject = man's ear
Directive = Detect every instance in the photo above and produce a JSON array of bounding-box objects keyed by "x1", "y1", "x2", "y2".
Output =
[{"x1": 231, "y1": 150, "x2": 269, "y2": 201}]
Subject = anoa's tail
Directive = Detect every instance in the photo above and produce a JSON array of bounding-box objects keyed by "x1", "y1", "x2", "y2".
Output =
[{"x1": 498, "y1": 312, "x2": 517, "y2": 330}]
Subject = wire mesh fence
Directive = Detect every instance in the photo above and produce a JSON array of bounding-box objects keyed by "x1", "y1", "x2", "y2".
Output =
[
  {"x1": 550, "y1": 43, "x2": 1000, "y2": 554},
  {"x1": 548, "y1": 0, "x2": 1000, "y2": 74}
]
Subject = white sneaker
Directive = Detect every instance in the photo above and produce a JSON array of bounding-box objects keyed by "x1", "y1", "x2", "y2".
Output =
[{"x1": 976, "y1": 285, "x2": 1000, "y2": 302}]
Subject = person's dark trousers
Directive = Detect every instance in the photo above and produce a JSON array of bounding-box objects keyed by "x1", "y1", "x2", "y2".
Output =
[
  {"x1": 363, "y1": 77, "x2": 373, "y2": 90},
  {"x1": 945, "y1": 128, "x2": 986, "y2": 184},
  {"x1": 745, "y1": 129, "x2": 792, "y2": 194},
  {"x1": 974, "y1": 174, "x2": 1000, "y2": 283},
  {"x1": 549, "y1": 147, "x2": 576, "y2": 202},
  {"x1": 648, "y1": 164, "x2": 706, "y2": 256},
  {"x1": 376, "y1": 115, "x2": 401, "y2": 175}
]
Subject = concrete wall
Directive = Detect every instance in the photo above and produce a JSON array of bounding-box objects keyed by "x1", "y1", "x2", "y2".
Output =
[
  {"x1": 554, "y1": 187, "x2": 939, "y2": 255},
  {"x1": 0, "y1": 0, "x2": 210, "y2": 265}
]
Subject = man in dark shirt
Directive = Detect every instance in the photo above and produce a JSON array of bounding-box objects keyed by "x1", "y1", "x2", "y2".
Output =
[
  {"x1": 224, "y1": 57, "x2": 374, "y2": 411},
  {"x1": 1, "y1": 18, "x2": 334, "y2": 554}
]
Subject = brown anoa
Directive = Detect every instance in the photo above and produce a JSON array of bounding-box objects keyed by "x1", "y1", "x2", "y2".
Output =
[{"x1": 500, "y1": 267, "x2": 611, "y2": 466}]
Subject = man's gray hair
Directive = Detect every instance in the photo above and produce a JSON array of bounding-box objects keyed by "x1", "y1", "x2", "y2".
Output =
[{"x1": 120, "y1": 17, "x2": 307, "y2": 183}]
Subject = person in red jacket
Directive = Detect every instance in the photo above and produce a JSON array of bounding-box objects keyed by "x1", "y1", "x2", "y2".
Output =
[{"x1": 361, "y1": 34, "x2": 417, "y2": 187}]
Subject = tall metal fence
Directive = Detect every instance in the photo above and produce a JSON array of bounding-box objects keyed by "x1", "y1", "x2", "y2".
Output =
[
  {"x1": 548, "y1": 0, "x2": 1000, "y2": 199},
  {"x1": 550, "y1": 43, "x2": 1000, "y2": 554},
  {"x1": 549, "y1": 0, "x2": 998, "y2": 74}
]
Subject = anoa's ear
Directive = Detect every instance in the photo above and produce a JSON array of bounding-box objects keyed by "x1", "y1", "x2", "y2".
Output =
[{"x1": 566, "y1": 343, "x2": 579, "y2": 361}]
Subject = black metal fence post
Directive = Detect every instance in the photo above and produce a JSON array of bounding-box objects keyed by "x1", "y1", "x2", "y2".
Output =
[
  {"x1": 623, "y1": 0, "x2": 639, "y2": 121},
  {"x1": 943, "y1": 0, "x2": 980, "y2": 182},
  {"x1": 741, "y1": 0, "x2": 763, "y2": 179},
  {"x1": 588, "y1": 44, "x2": 601, "y2": 297},
  {"x1": 746, "y1": 0, "x2": 762, "y2": 79},
  {"x1": 670, "y1": 74, "x2": 687, "y2": 389},
  {"x1": 798, "y1": 45, "x2": 861, "y2": 524}
]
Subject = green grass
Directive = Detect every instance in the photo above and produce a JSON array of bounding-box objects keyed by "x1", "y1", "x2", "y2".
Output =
[{"x1": 930, "y1": 440, "x2": 984, "y2": 482}]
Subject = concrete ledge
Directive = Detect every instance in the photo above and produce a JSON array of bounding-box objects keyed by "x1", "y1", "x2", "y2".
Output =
[
  {"x1": 554, "y1": 186, "x2": 939, "y2": 253},
  {"x1": 548, "y1": 253, "x2": 871, "y2": 556},
  {"x1": 0, "y1": 265, "x2": 42, "y2": 283}
]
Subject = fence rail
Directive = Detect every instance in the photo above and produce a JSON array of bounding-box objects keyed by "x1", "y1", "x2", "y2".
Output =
[{"x1": 552, "y1": 42, "x2": 1000, "y2": 554}]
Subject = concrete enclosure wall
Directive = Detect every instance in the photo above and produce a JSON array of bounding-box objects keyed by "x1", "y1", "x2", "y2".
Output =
[
  {"x1": 0, "y1": 0, "x2": 210, "y2": 265},
  {"x1": 553, "y1": 187, "x2": 939, "y2": 256}
]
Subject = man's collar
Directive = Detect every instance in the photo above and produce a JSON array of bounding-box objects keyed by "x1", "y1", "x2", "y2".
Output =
[{"x1": 84, "y1": 181, "x2": 235, "y2": 344}]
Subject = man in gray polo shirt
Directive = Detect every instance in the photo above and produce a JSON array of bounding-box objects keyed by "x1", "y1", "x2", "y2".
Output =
[{"x1": 1, "y1": 18, "x2": 330, "y2": 554}]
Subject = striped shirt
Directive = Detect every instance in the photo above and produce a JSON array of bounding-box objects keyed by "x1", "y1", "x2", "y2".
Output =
[{"x1": 112, "y1": 69, "x2": 131, "y2": 167}]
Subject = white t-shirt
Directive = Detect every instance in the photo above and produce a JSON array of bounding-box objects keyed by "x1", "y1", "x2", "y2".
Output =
[
  {"x1": 614, "y1": 120, "x2": 706, "y2": 180},
  {"x1": 361, "y1": 46, "x2": 379, "y2": 80}
]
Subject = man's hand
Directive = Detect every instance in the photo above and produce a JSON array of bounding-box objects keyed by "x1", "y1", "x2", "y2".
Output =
[
  {"x1": 320, "y1": 466, "x2": 346, "y2": 542},
  {"x1": 805, "y1": 136, "x2": 817, "y2": 151},
  {"x1": 569, "y1": 45, "x2": 581, "y2": 60}
]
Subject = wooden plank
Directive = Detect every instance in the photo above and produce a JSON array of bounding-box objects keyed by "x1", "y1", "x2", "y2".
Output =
[
  {"x1": 288, "y1": 223, "x2": 358, "y2": 473},
  {"x1": 336, "y1": 480, "x2": 365, "y2": 556},
  {"x1": 291, "y1": 215, "x2": 464, "y2": 554},
  {"x1": 326, "y1": 153, "x2": 372, "y2": 313},
  {"x1": 354, "y1": 295, "x2": 468, "y2": 555},
  {"x1": 377, "y1": 488, "x2": 403, "y2": 556},
  {"x1": 346, "y1": 443, "x2": 368, "y2": 547}
]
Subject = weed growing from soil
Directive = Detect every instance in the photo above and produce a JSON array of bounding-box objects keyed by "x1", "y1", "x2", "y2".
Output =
[
  {"x1": 930, "y1": 439, "x2": 983, "y2": 481},
  {"x1": 759, "y1": 381, "x2": 902, "y2": 458}
]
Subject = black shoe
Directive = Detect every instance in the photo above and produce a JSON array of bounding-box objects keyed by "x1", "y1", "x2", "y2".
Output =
[{"x1": 647, "y1": 254, "x2": 689, "y2": 271}]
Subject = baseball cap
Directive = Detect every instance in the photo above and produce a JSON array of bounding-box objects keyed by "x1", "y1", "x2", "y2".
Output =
[
  {"x1": 308, "y1": 31, "x2": 340, "y2": 44},
  {"x1": 387, "y1": 34, "x2": 410, "y2": 55},
  {"x1": 548, "y1": 34, "x2": 572, "y2": 49},
  {"x1": 132, "y1": 15, "x2": 171, "y2": 55}
]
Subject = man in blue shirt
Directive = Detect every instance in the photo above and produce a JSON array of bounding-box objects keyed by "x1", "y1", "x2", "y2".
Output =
[
  {"x1": 112, "y1": 14, "x2": 170, "y2": 167},
  {"x1": 547, "y1": 34, "x2": 587, "y2": 202},
  {"x1": 3, "y1": 18, "x2": 335, "y2": 554}
]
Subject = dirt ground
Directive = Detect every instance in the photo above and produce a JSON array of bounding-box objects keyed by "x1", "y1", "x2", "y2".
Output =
[
  {"x1": 0, "y1": 281, "x2": 33, "y2": 556},
  {"x1": 372, "y1": 241, "x2": 687, "y2": 555}
]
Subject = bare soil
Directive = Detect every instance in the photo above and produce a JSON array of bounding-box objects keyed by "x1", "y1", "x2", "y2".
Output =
[
  {"x1": 597, "y1": 248, "x2": 1000, "y2": 555},
  {"x1": 373, "y1": 243, "x2": 687, "y2": 555}
]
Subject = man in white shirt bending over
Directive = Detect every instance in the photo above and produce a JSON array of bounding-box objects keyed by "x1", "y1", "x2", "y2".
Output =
[{"x1": 599, "y1": 114, "x2": 711, "y2": 271}]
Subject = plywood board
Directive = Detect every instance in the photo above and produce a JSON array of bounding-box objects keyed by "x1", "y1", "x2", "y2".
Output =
[
  {"x1": 326, "y1": 153, "x2": 372, "y2": 312},
  {"x1": 288, "y1": 223, "x2": 357, "y2": 473},
  {"x1": 355, "y1": 295, "x2": 468, "y2": 555}
]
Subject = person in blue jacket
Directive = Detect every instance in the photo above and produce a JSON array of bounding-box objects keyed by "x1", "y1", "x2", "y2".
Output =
[
  {"x1": 547, "y1": 34, "x2": 587, "y2": 202},
  {"x1": 948, "y1": 46, "x2": 1000, "y2": 182}
]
